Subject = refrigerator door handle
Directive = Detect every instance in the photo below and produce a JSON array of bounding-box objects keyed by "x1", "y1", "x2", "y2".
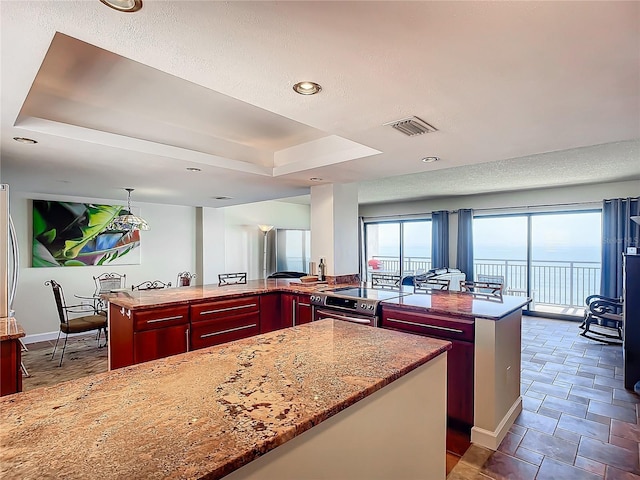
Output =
[{"x1": 9, "y1": 215, "x2": 18, "y2": 310}]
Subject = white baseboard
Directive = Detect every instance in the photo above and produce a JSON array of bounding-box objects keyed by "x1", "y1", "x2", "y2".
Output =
[
  {"x1": 22, "y1": 331, "x2": 87, "y2": 345},
  {"x1": 471, "y1": 396, "x2": 523, "y2": 450}
]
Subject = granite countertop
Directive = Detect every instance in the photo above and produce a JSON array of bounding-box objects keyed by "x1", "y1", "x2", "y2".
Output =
[
  {"x1": 0, "y1": 317, "x2": 25, "y2": 341},
  {"x1": 103, "y1": 279, "x2": 345, "y2": 310},
  {"x1": 382, "y1": 290, "x2": 531, "y2": 319},
  {"x1": 0, "y1": 319, "x2": 450, "y2": 480}
]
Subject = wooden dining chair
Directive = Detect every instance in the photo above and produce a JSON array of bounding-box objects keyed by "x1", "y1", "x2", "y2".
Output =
[
  {"x1": 46, "y1": 280, "x2": 108, "y2": 367},
  {"x1": 131, "y1": 280, "x2": 172, "y2": 291}
]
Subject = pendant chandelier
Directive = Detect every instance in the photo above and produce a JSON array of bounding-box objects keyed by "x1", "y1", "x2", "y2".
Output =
[{"x1": 107, "y1": 188, "x2": 150, "y2": 231}]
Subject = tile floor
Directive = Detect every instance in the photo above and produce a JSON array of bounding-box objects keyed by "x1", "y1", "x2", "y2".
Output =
[
  {"x1": 20, "y1": 317, "x2": 640, "y2": 479},
  {"x1": 448, "y1": 316, "x2": 639, "y2": 480}
]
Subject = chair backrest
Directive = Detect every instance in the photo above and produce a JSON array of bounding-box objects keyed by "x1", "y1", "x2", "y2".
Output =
[
  {"x1": 176, "y1": 271, "x2": 196, "y2": 287},
  {"x1": 371, "y1": 273, "x2": 401, "y2": 290},
  {"x1": 477, "y1": 274, "x2": 504, "y2": 286},
  {"x1": 45, "y1": 280, "x2": 68, "y2": 324},
  {"x1": 414, "y1": 277, "x2": 450, "y2": 293},
  {"x1": 218, "y1": 272, "x2": 247, "y2": 286},
  {"x1": 460, "y1": 280, "x2": 503, "y2": 295},
  {"x1": 94, "y1": 272, "x2": 126, "y2": 294},
  {"x1": 132, "y1": 280, "x2": 171, "y2": 291}
]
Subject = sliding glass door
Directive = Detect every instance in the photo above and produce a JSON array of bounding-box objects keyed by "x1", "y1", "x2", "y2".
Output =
[
  {"x1": 364, "y1": 220, "x2": 432, "y2": 281},
  {"x1": 473, "y1": 210, "x2": 602, "y2": 317}
]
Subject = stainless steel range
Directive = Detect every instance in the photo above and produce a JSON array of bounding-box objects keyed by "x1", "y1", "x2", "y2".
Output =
[{"x1": 310, "y1": 287, "x2": 409, "y2": 327}]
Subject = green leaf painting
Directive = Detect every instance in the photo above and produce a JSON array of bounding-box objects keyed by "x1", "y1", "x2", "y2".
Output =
[{"x1": 32, "y1": 200, "x2": 142, "y2": 267}]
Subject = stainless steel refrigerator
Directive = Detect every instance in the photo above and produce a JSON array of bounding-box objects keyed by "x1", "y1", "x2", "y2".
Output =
[{"x1": 1, "y1": 184, "x2": 19, "y2": 320}]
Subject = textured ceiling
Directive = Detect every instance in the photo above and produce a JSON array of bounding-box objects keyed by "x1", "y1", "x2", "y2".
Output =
[{"x1": 1, "y1": 1, "x2": 639, "y2": 206}]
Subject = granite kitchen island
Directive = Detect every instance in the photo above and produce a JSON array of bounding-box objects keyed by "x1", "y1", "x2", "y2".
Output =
[{"x1": 1, "y1": 319, "x2": 450, "y2": 480}]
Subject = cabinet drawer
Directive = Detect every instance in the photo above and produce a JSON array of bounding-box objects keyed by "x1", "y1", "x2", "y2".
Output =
[
  {"x1": 191, "y1": 296, "x2": 260, "y2": 322},
  {"x1": 381, "y1": 308, "x2": 474, "y2": 342},
  {"x1": 133, "y1": 324, "x2": 189, "y2": 364},
  {"x1": 133, "y1": 305, "x2": 189, "y2": 332},
  {"x1": 191, "y1": 312, "x2": 260, "y2": 350}
]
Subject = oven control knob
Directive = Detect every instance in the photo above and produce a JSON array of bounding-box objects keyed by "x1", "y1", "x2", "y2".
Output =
[
  {"x1": 360, "y1": 303, "x2": 366, "y2": 309},
  {"x1": 370, "y1": 305, "x2": 375, "y2": 310}
]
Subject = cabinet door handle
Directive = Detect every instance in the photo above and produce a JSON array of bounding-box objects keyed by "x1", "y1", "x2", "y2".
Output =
[
  {"x1": 120, "y1": 307, "x2": 131, "y2": 318},
  {"x1": 386, "y1": 317, "x2": 464, "y2": 334},
  {"x1": 186, "y1": 328, "x2": 190, "y2": 352},
  {"x1": 146, "y1": 315, "x2": 183, "y2": 324},
  {"x1": 199, "y1": 303, "x2": 257, "y2": 315},
  {"x1": 298, "y1": 302, "x2": 311, "y2": 307},
  {"x1": 200, "y1": 323, "x2": 257, "y2": 339},
  {"x1": 292, "y1": 298, "x2": 297, "y2": 326}
]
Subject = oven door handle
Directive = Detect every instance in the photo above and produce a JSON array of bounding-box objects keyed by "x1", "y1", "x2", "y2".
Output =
[{"x1": 315, "y1": 309, "x2": 372, "y2": 325}]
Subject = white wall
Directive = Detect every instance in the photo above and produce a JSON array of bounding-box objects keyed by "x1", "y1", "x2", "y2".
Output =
[
  {"x1": 360, "y1": 180, "x2": 640, "y2": 268},
  {"x1": 222, "y1": 200, "x2": 311, "y2": 280},
  {"x1": 11, "y1": 191, "x2": 196, "y2": 341}
]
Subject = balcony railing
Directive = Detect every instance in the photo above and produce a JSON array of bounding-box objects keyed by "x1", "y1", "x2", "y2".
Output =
[
  {"x1": 370, "y1": 256, "x2": 432, "y2": 275},
  {"x1": 369, "y1": 255, "x2": 601, "y2": 309},
  {"x1": 475, "y1": 258, "x2": 600, "y2": 308}
]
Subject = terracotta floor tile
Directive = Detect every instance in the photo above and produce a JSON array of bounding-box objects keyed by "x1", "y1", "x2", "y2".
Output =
[
  {"x1": 589, "y1": 400, "x2": 637, "y2": 423},
  {"x1": 578, "y1": 437, "x2": 640, "y2": 474},
  {"x1": 538, "y1": 406, "x2": 562, "y2": 420},
  {"x1": 497, "y1": 431, "x2": 522, "y2": 456},
  {"x1": 609, "y1": 434, "x2": 639, "y2": 452},
  {"x1": 542, "y1": 395, "x2": 588, "y2": 418},
  {"x1": 611, "y1": 420, "x2": 640, "y2": 443},
  {"x1": 565, "y1": 354, "x2": 601, "y2": 367},
  {"x1": 521, "y1": 368, "x2": 556, "y2": 384},
  {"x1": 536, "y1": 457, "x2": 602, "y2": 480},
  {"x1": 524, "y1": 389, "x2": 546, "y2": 400},
  {"x1": 556, "y1": 371, "x2": 596, "y2": 387},
  {"x1": 558, "y1": 413, "x2": 610, "y2": 442},
  {"x1": 588, "y1": 411, "x2": 615, "y2": 426},
  {"x1": 459, "y1": 444, "x2": 494, "y2": 469},
  {"x1": 605, "y1": 465, "x2": 640, "y2": 480},
  {"x1": 519, "y1": 428, "x2": 578, "y2": 464},
  {"x1": 570, "y1": 384, "x2": 614, "y2": 403},
  {"x1": 508, "y1": 423, "x2": 527, "y2": 437},
  {"x1": 554, "y1": 427, "x2": 583, "y2": 444},
  {"x1": 479, "y1": 450, "x2": 538, "y2": 480},
  {"x1": 575, "y1": 455, "x2": 607, "y2": 477},
  {"x1": 614, "y1": 389, "x2": 640, "y2": 404},
  {"x1": 528, "y1": 380, "x2": 571, "y2": 399},
  {"x1": 514, "y1": 446, "x2": 544, "y2": 466},
  {"x1": 514, "y1": 409, "x2": 559, "y2": 435},
  {"x1": 522, "y1": 395, "x2": 542, "y2": 412}
]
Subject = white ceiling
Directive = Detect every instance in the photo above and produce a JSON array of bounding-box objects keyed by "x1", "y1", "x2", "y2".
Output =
[{"x1": 1, "y1": 1, "x2": 639, "y2": 207}]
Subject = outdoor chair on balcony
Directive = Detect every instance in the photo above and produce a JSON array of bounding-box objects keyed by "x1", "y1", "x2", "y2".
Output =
[
  {"x1": 580, "y1": 294, "x2": 623, "y2": 345},
  {"x1": 371, "y1": 273, "x2": 401, "y2": 290},
  {"x1": 460, "y1": 280, "x2": 503, "y2": 296},
  {"x1": 414, "y1": 277, "x2": 450, "y2": 293}
]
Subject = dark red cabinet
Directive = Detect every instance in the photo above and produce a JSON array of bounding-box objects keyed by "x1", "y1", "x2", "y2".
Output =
[
  {"x1": 381, "y1": 305, "x2": 475, "y2": 429},
  {"x1": 281, "y1": 293, "x2": 312, "y2": 327}
]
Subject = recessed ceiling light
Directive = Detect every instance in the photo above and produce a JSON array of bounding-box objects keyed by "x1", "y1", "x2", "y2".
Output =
[
  {"x1": 213, "y1": 196, "x2": 232, "y2": 200},
  {"x1": 293, "y1": 81, "x2": 322, "y2": 95},
  {"x1": 421, "y1": 156, "x2": 440, "y2": 163},
  {"x1": 13, "y1": 137, "x2": 37, "y2": 144},
  {"x1": 186, "y1": 167, "x2": 201, "y2": 172},
  {"x1": 309, "y1": 177, "x2": 323, "y2": 182},
  {"x1": 99, "y1": 0, "x2": 142, "y2": 12}
]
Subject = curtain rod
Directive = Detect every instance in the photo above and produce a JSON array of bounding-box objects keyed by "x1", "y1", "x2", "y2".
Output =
[{"x1": 361, "y1": 200, "x2": 603, "y2": 220}]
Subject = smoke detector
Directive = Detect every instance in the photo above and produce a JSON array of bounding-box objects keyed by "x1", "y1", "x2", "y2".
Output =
[{"x1": 384, "y1": 116, "x2": 437, "y2": 136}]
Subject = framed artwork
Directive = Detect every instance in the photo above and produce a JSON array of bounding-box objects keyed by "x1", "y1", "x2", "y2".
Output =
[{"x1": 32, "y1": 200, "x2": 141, "y2": 267}]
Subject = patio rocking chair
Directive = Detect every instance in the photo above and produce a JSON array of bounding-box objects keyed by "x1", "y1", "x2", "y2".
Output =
[{"x1": 579, "y1": 294, "x2": 623, "y2": 345}]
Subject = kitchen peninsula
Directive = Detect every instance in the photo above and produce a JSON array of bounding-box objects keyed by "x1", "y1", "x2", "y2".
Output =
[{"x1": 1, "y1": 320, "x2": 450, "y2": 480}]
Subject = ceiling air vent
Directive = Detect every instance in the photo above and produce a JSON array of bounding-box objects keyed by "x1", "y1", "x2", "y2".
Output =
[{"x1": 384, "y1": 116, "x2": 437, "y2": 137}]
